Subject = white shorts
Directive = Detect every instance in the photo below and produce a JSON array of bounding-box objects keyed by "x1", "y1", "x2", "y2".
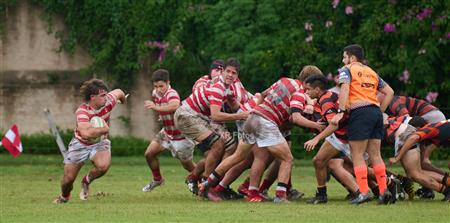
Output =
[
  {"x1": 421, "y1": 110, "x2": 446, "y2": 124},
  {"x1": 154, "y1": 130, "x2": 195, "y2": 161},
  {"x1": 325, "y1": 133, "x2": 368, "y2": 161},
  {"x1": 64, "y1": 138, "x2": 111, "y2": 164},
  {"x1": 242, "y1": 114, "x2": 286, "y2": 147}
]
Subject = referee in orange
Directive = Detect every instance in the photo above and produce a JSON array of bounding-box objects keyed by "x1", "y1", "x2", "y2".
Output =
[{"x1": 331, "y1": 44, "x2": 394, "y2": 204}]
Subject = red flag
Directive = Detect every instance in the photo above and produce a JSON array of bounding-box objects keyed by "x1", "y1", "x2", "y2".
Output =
[{"x1": 1, "y1": 124, "x2": 23, "y2": 157}]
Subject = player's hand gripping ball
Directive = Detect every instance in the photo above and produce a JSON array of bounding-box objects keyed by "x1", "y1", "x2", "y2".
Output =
[{"x1": 89, "y1": 116, "x2": 107, "y2": 144}]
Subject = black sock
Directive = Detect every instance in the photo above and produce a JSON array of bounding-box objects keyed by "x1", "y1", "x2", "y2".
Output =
[{"x1": 317, "y1": 186, "x2": 327, "y2": 196}]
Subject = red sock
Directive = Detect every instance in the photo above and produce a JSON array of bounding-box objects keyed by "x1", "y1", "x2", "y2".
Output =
[
  {"x1": 248, "y1": 186, "x2": 259, "y2": 197},
  {"x1": 275, "y1": 182, "x2": 288, "y2": 198},
  {"x1": 188, "y1": 173, "x2": 200, "y2": 182},
  {"x1": 373, "y1": 163, "x2": 387, "y2": 194},
  {"x1": 354, "y1": 165, "x2": 369, "y2": 194},
  {"x1": 152, "y1": 167, "x2": 162, "y2": 181},
  {"x1": 214, "y1": 184, "x2": 226, "y2": 193},
  {"x1": 240, "y1": 177, "x2": 250, "y2": 189},
  {"x1": 259, "y1": 179, "x2": 273, "y2": 193},
  {"x1": 83, "y1": 175, "x2": 91, "y2": 184}
]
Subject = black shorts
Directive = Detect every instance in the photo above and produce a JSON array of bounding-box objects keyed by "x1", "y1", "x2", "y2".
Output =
[{"x1": 348, "y1": 105, "x2": 383, "y2": 141}]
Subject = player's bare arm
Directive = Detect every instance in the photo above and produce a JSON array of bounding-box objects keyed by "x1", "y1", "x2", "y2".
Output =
[
  {"x1": 304, "y1": 124, "x2": 339, "y2": 151},
  {"x1": 331, "y1": 83, "x2": 349, "y2": 125},
  {"x1": 378, "y1": 83, "x2": 394, "y2": 113},
  {"x1": 110, "y1": 89, "x2": 126, "y2": 104},
  {"x1": 77, "y1": 121, "x2": 109, "y2": 140},
  {"x1": 210, "y1": 104, "x2": 248, "y2": 122},
  {"x1": 389, "y1": 134, "x2": 420, "y2": 164},
  {"x1": 291, "y1": 112, "x2": 324, "y2": 132},
  {"x1": 145, "y1": 100, "x2": 180, "y2": 113}
]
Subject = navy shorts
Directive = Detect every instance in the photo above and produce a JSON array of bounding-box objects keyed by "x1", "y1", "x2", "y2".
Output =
[{"x1": 348, "y1": 105, "x2": 384, "y2": 141}]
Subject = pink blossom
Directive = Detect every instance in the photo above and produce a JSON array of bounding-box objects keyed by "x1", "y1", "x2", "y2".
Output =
[
  {"x1": 384, "y1": 23, "x2": 396, "y2": 33},
  {"x1": 332, "y1": 0, "x2": 340, "y2": 9},
  {"x1": 425, "y1": 92, "x2": 438, "y2": 103},
  {"x1": 146, "y1": 41, "x2": 170, "y2": 61},
  {"x1": 304, "y1": 22, "x2": 313, "y2": 31},
  {"x1": 345, "y1": 5, "x2": 353, "y2": 15},
  {"x1": 416, "y1": 8, "x2": 432, "y2": 21},
  {"x1": 398, "y1": 70, "x2": 409, "y2": 83},
  {"x1": 305, "y1": 34, "x2": 313, "y2": 43},
  {"x1": 325, "y1": 20, "x2": 333, "y2": 28},
  {"x1": 172, "y1": 45, "x2": 181, "y2": 54},
  {"x1": 446, "y1": 32, "x2": 450, "y2": 39},
  {"x1": 327, "y1": 73, "x2": 334, "y2": 80}
]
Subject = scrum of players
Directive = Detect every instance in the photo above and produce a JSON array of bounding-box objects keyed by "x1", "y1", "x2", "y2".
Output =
[{"x1": 54, "y1": 44, "x2": 449, "y2": 204}]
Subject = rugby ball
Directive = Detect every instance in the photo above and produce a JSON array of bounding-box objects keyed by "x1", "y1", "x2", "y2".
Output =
[
  {"x1": 90, "y1": 116, "x2": 105, "y2": 128},
  {"x1": 89, "y1": 116, "x2": 105, "y2": 143}
]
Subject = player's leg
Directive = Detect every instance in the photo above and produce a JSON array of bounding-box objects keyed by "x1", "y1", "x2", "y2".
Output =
[
  {"x1": 246, "y1": 147, "x2": 272, "y2": 202},
  {"x1": 267, "y1": 141, "x2": 293, "y2": 203},
  {"x1": 401, "y1": 149, "x2": 449, "y2": 200},
  {"x1": 54, "y1": 163, "x2": 84, "y2": 203},
  {"x1": 80, "y1": 145, "x2": 111, "y2": 200},
  {"x1": 142, "y1": 140, "x2": 166, "y2": 192},
  {"x1": 307, "y1": 141, "x2": 340, "y2": 204}
]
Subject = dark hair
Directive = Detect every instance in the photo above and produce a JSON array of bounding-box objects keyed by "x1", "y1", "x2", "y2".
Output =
[
  {"x1": 298, "y1": 65, "x2": 323, "y2": 82},
  {"x1": 152, "y1": 69, "x2": 170, "y2": 82},
  {"x1": 343, "y1": 44, "x2": 364, "y2": 61},
  {"x1": 305, "y1": 74, "x2": 328, "y2": 90},
  {"x1": 80, "y1": 78, "x2": 109, "y2": 102},
  {"x1": 225, "y1": 58, "x2": 240, "y2": 73},
  {"x1": 408, "y1": 116, "x2": 428, "y2": 128},
  {"x1": 210, "y1": 59, "x2": 225, "y2": 72}
]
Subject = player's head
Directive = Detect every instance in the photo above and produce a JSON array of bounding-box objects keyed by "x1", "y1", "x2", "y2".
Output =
[
  {"x1": 80, "y1": 78, "x2": 109, "y2": 107},
  {"x1": 223, "y1": 58, "x2": 240, "y2": 85},
  {"x1": 343, "y1": 44, "x2": 364, "y2": 65},
  {"x1": 209, "y1": 59, "x2": 225, "y2": 80},
  {"x1": 152, "y1": 69, "x2": 170, "y2": 96},
  {"x1": 298, "y1": 65, "x2": 323, "y2": 82},
  {"x1": 304, "y1": 74, "x2": 328, "y2": 99}
]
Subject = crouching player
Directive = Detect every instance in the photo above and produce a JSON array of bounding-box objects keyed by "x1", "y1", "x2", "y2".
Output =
[
  {"x1": 390, "y1": 119, "x2": 450, "y2": 202},
  {"x1": 54, "y1": 78, "x2": 126, "y2": 203},
  {"x1": 142, "y1": 69, "x2": 196, "y2": 192}
]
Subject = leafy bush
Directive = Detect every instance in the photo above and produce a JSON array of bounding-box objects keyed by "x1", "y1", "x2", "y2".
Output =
[
  {"x1": 1, "y1": 129, "x2": 448, "y2": 160},
  {"x1": 28, "y1": 0, "x2": 450, "y2": 108}
]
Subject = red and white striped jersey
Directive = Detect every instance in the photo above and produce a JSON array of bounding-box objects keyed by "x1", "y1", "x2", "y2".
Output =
[
  {"x1": 152, "y1": 87, "x2": 184, "y2": 140},
  {"x1": 74, "y1": 93, "x2": 117, "y2": 145},
  {"x1": 254, "y1": 78, "x2": 306, "y2": 126},
  {"x1": 192, "y1": 75, "x2": 210, "y2": 93},
  {"x1": 184, "y1": 76, "x2": 230, "y2": 116},
  {"x1": 240, "y1": 95, "x2": 258, "y2": 112},
  {"x1": 229, "y1": 78, "x2": 252, "y2": 105}
]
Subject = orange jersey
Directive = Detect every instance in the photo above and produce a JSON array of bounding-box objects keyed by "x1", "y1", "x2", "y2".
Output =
[{"x1": 338, "y1": 63, "x2": 384, "y2": 109}]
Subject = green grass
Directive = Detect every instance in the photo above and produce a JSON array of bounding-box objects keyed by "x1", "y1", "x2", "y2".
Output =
[{"x1": 0, "y1": 155, "x2": 449, "y2": 223}]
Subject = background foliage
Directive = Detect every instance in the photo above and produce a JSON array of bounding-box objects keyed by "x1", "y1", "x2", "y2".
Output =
[{"x1": 17, "y1": 0, "x2": 448, "y2": 109}]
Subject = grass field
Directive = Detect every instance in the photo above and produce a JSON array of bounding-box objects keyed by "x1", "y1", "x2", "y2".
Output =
[{"x1": 1, "y1": 154, "x2": 449, "y2": 222}]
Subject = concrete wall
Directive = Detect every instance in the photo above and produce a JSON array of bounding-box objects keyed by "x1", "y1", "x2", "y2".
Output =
[{"x1": 0, "y1": 1, "x2": 158, "y2": 139}]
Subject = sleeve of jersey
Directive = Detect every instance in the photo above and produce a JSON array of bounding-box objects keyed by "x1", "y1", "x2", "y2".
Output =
[
  {"x1": 321, "y1": 101, "x2": 337, "y2": 121},
  {"x1": 106, "y1": 92, "x2": 118, "y2": 108},
  {"x1": 377, "y1": 77, "x2": 387, "y2": 90},
  {"x1": 208, "y1": 83, "x2": 225, "y2": 106},
  {"x1": 167, "y1": 90, "x2": 181, "y2": 104},
  {"x1": 75, "y1": 110, "x2": 90, "y2": 123},
  {"x1": 290, "y1": 92, "x2": 305, "y2": 113},
  {"x1": 416, "y1": 127, "x2": 438, "y2": 142},
  {"x1": 337, "y1": 67, "x2": 351, "y2": 84}
]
